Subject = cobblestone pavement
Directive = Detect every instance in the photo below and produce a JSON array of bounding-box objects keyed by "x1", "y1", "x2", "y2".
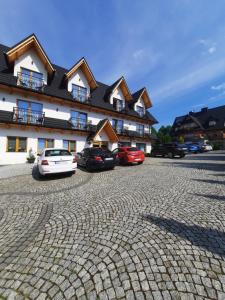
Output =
[
  {"x1": 0, "y1": 151, "x2": 225, "y2": 300},
  {"x1": 0, "y1": 164, "x2": 33, "y2": 179}
]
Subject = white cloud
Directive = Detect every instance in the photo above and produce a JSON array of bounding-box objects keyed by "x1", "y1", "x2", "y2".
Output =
[
  {"x1": 208, "y1": 46, "x2": 216, "y2": 54},
  {"x1": 152, "y1": 57, "x2": 225, "y2": 102},
  {"x1": 211, "y1": 82, "x2": 225, "y2": 90},
  {"x1": 132, "y1": 49, "x2": 145, "y2": 60},
  {"x1": 199, "y1": 39, "x2": 216, "y2": 55}
]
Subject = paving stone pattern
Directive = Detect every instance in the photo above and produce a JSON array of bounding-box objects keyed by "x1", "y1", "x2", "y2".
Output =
[{"x1": 0, "y1": 152, "x2": 225, "y2": 299}]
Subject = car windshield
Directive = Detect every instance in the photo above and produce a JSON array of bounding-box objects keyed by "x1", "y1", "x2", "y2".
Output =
[
  {"x1": 45, "y1": 149, "x2": 72, "y2": 157},
  {"x1": 127, "y1": 147, "x2": 139, "y2": 151}
]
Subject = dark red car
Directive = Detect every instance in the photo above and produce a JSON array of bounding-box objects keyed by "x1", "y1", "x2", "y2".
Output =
[{"x1": 112, "y1": 147, "x2": 145, "y2": 165}]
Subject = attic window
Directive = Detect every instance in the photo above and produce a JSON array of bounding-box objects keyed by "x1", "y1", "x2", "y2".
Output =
[
  {"x1": 136, "y1": 105, "x2": 145, "y2": 117},
  {"x1": 209, "y1": 120, "x2": 216, "y2": 126}
]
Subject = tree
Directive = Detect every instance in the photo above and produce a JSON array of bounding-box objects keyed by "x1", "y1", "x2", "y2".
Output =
[
  {"x1": 157, "y1": 125, "x2": 172, "y2": 144},
  {"x1": 178, "y1": 136, "x2": 184, "y2": 144}
]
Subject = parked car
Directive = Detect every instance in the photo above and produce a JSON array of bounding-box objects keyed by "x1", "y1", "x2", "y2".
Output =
[
  {"x1": 77, "y1": 147, "x2": 116, "y2": 171},
  {"x1": 112, "y1": 147, "x2": 145, "y2": 165},
  {"x1": 184, "y1": 142, "x2": 201, "y2": 153},
  {"x1": 193, "y1": 142, "x2": 213, "y2": 152},
  {"x1": 37, "y1": 148, "x2": 77, "y2": 176},
  {"x1": 174, "y1": 143, "x2": 189, "y2": 153},
  {"x1": 151, "y1": 143, "x2": 185, "y2": 158}
]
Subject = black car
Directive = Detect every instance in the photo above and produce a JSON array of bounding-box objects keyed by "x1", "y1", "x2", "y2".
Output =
[
  {"x1": 77, "y1": 147, "x2": 116, "y2": 171},
  {"x1": 151, "y1": 143, "x2": 185, "y2": 158}
]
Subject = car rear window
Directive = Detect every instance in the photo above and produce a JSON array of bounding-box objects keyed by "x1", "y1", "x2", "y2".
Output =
[
  {"x1": 45, "y1": 149, "x2": 72, "y2": 157},
  {"x1": 127, "y1": 147, "x2": 139, "y2": 151}
]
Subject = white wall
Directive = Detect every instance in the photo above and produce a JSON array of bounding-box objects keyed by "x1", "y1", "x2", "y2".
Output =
[
  {"x1": 94, "y1": 129, "x2": 109, "y2": 142},
  {"x1": 134, "y1": 97, "x2": 145, "y2": 112},
  {"x1": 109, "y1": 87, "x2": 125, "y2": 106},
  {"x1": 0, "y1": 128, "x2": 88, "y2": 165},
  {"x1": 67, "y1": 69, "x2": 90, "y2": 95},
  {"x1": 14, "y1": 49, "x2": 48, "y2": 84}
]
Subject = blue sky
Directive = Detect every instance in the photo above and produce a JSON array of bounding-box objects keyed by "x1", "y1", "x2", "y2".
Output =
[{"x1": 1, "y1": 0, "x2": 225, "y2": 128}]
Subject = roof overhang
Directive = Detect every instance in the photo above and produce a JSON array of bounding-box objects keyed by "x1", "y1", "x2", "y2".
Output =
[
  {"x1": 138, "y1": 88, "x2": 152, "y2": 109},
  {"x1": 64, "y1": 58, "x2": 98, "y2": 90},
  {"x1": 6, "y1": 34, "x2": 55, "y2": 76},
  {"x1": 111, "y1": 77, "x2": 132, "y2": 101},
  {"x1": 92, "y1": 119, "x2": 119, "y2": 143}
]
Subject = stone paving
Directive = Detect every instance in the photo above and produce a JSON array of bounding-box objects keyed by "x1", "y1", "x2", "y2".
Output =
[{"x1": 0, "y1": 151, "x2": 225, "y2": 299}]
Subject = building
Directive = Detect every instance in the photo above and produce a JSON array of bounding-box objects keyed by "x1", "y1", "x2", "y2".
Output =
[
  {"x1": 0, "y1": 34, "x2": 157, "y2": 164},
  {"x1": 171, "y1": 106, "x2": 225, "y2": 148}
]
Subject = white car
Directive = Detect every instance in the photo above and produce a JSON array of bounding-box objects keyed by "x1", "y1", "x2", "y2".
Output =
[
  {"x1": 37, "y1": 148, "x2": 77, "y2": 176},
  {"x1": 201, "y1": 144, "x2": 213, "y2": 151}
]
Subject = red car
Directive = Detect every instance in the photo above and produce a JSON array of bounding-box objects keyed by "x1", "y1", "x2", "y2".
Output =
[{"x1": 112, "y1": 147, "x2": 145, "y2": 165}]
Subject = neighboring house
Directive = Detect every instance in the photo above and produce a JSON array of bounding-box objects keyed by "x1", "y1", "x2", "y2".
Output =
[
  {"x1": 0, "y1": 34, "x2": 157, "y2": 164},
  {"x1": 171, "y1": 106, "x2": 225, "y2": 148}
]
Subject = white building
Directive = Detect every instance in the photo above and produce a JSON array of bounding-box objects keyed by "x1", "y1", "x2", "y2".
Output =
[{"x1": 0, "y1": 34, "x2": 157, "y2": 165}]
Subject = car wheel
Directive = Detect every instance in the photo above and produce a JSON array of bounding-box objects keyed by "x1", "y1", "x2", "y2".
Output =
[
  {"x1": 138, "y1": 161, "x2": 143, "y2": 165},
  {"x1": 180, "y1": 154, "x2": 185, "y2": 158},
  {"x1": 168, "y1": 152, "x2": 173, "y2": 159}
]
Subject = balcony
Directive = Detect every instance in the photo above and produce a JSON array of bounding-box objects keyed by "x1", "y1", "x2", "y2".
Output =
[
  {"x1": 17, "y1": 72, "x2": 44, "y2": 91},
  {"x1": 13, "y1": 107, "x2": 45, "y2": 125},
  {"x1": 113, "y1": 126, "x2": 124, "y2": 134},
  {"x1": 69, "y1": 118, "x2": 96, "y2": 131},
  {"x1": 117, "y1": 128, "x2": 145, "y2": 138}
]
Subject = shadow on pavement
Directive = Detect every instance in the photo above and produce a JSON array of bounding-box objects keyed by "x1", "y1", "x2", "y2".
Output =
[
  {"x1": 167, "y1": 161, "x2": 225, "y2": 172},
  {"x1": 192, "y1": 178, "x2": 225, "y2": 185},
  {"x1": 142, "y1": 214, "x2": 225, "y2": 257},
  {"x1": 32, "y1": 165, "x2": 74, "y2": 181},
  {"x1": 193, "y1": 193, "x2": 225, "y2": 202}
]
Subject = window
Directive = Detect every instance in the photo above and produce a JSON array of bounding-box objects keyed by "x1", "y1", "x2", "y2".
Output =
[
  {"x1": 119, "y1": 142, "x2": 131, "y2": 147},
  {"x1": 71, "y1": 111, "x2": 87, "y2": 129},
  {"x1": 112, "y1": 119, "x2": 124, "y2": 133},
  {"x1": 113, "y1": 98, "x2": 124, "y2": 112},
  {"x1": 136, "y1": 124, "x2": 144, "y2": 136},
  {"x1": 136, "y1": 106, "x2": 145, "y2": 117},
  {"x1": 18, "y1": 68, "x2": 44, "y2": 90},
  {"x1": 209, "y1": 120, "x2": 216, "y2": 126},
  {"x1": 45, "y1": 149, "x2": 72, "y2": 157},
  {"x1": 7, "y1": 137, "x2": 27, "y2": 152},
  {"x1": 136, "y1": 143, "x2": 146, "y2": 152},
  {"x1": 72, "y1": 84, "x2": 88, "y2": 102},
  {"x1": 37, "y1": 138, "x2": 54, "y2": 153},
  {"x1": 63, "y1": 140, "x2": 76, "y2": 153},
  {"x1": 15, "y1": 100, "x2": 43, "y2": 124}
]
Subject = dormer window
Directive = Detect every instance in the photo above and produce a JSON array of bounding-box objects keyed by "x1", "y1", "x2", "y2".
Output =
[
  {"x1": 72, "y1": 84, "x2": 88, "y2": 103},
  {"x1": 209, "y1": 120, "x2": 216, "y2": 127},
  {"x1": 136, "y1": 105, "x2": 145, "y2": 117},
  {"x1": 17, "y1": 68, "x2": 44, "y2": 91},
  {"x1": 113, "y1": 98, "x2": 124, "y2": 112}
]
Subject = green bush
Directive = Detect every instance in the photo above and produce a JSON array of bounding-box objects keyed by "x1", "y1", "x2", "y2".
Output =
[{"x1": 213, "y1": 143, "x2": 221, "y2": 150}]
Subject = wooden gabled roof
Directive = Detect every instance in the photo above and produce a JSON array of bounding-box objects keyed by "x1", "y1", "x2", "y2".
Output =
[
  {"x1": 89, "y1": 119, "x2": 118, "y2": 143},
  {"x1": 132, "y1": 87, "x2": 152, "y2": 108},
  {"x1": 64, "y1": 57, "x2": 98, "y2": 90},
  {"x1": 105, "y1": 76, "x2": 133, "y2": 101},
  {"x1": 6, "y1": 34, "x2": 55, "y2": 75}
]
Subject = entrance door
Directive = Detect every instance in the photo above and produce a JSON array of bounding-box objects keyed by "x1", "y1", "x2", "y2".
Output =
[{"x1": 93, "y1": 141, "x2": 109, "y2": 149}]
